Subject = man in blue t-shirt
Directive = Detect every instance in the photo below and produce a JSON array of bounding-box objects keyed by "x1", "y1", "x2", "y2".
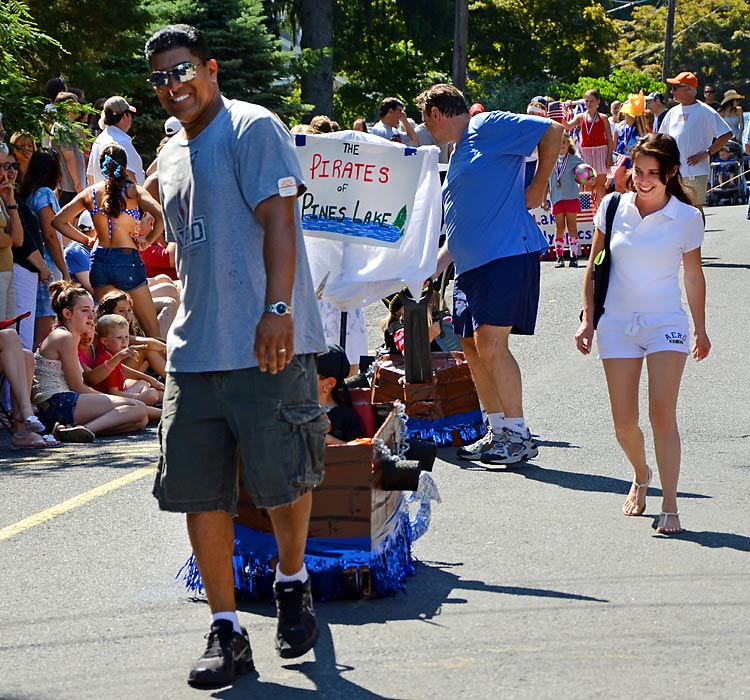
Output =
[{"x1": 416, "y1": 84, "x2": 562, "y2": 466}]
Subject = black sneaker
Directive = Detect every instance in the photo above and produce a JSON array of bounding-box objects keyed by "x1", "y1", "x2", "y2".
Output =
[
  {"x1": 274, "y1": 578, "x2": 320, "y2": 658},
  {"x1": 187, "y1": 620, "x2": 254, "y2": 688},
  {"x1": 568, "y1": 257, "x2": 579, "y2": 268},
  {"x1": 555, "y1": 257, "x2": 565, "y2": 268}
]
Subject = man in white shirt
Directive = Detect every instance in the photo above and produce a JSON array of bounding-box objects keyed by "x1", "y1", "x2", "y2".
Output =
[
  {"x1": 370, "y1": 97, "x2": 418, "y2": 145},
  {"x1": 86, "y1": 96, "x2": 146, "y2": 185},
  {"x1": 658, "y1": 71, "x2": 731, "y2": 212}
]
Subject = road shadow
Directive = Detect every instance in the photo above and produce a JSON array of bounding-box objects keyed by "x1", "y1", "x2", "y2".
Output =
[
  {"x1": 438, "y1": 457, "x2": 709, "y2": 501},
  {"x1": 215, "y1": 561, "x2": 606, "y2": 699},
  {"x1": 211, "y1": 622, "x2": 401, "y2": 700},
  {"x1": 648, "y1": 520, "x2": 750, "y2": 552},
  {"x1": 233, "y1": 560, "x2": 607, "y2": 625},
  {"x1": 0, "y1": 428, "x2": 160, "y2": 476}
]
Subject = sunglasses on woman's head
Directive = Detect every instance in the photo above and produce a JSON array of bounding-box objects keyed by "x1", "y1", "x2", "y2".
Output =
[
  {"x1": 0, "y1": 162, "x2": 20, "y2": 171},
  {"x1": 147, "y1": 61, "x2": 205, "y2": 89}
]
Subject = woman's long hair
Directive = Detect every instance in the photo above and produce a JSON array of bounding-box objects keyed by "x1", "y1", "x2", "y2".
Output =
[
  {"x1": 628, "y1": 133, "x2": 694, "y2": 206},
  {"x1": 18, "y1": 150, "x2": 61, "y2": 201},
  {"x1": 99, "y1": 143, "x2": 131, "y2": 218}
]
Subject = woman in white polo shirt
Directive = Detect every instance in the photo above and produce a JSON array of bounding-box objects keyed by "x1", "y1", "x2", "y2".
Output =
[{"x1": 575, "y1": 133, "x2": 711, "y2": 536}]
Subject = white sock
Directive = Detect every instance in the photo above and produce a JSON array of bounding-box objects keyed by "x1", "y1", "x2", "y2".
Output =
[
  {"x1": 212, "y1": 611, "x2": 241, "y2": 635},
  {"x1": 275, "y1": 563, "x2": 308, "y2": 584},
  {"x1": 506, "y1": 417, "x2": 529, "y2": 438},
  {"x1": 487, "y1": 412, "x2": 505, "y2": 436}
]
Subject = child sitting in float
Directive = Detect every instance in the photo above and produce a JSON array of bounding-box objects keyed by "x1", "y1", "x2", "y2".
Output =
[
  {"x1": 317, "y1": 345, "x2": 365, "y2": 444},
  {"x1": 379, "y1": 285, "x2": 444, "y2": 357}
]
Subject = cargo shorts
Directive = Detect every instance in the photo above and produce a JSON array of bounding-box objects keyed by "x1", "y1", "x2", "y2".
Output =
[{"x1": 153, "y1": 354, "x2": 328, "y2": 513}]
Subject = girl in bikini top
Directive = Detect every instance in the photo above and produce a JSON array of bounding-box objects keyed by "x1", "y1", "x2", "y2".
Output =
[{"x1": 51, "y1": 142, "x2": 164, "y2": 252}]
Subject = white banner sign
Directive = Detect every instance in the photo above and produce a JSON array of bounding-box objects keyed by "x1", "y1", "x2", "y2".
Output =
[
  {"x1": 296, "y1": 132, "x2": 442, "y2": 311},
  {"x1": 294, "y1": 133, "x2": 424, "y2": 248}
]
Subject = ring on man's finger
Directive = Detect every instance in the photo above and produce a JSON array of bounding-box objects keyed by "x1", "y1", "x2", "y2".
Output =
[{"x1": 278, "y1": 348, "x2": 287, "y2": 353}]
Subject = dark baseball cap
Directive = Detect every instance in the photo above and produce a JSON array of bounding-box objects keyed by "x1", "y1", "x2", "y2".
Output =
[
  {"x1": 646, "y1": 92, "x2": 665, "y2": 103},
  {"x1": 317, "y1": 345, "x2": 350, "y2": 384}
]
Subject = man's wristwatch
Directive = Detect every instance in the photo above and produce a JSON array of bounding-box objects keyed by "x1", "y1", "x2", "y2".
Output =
[{"x1": 264, "y1": 301, "x2": 291, "y2": 316}]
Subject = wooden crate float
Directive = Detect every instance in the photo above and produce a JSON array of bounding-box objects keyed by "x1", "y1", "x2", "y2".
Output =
[
  {"x1": 371, "y1": 352, "x2": 484, "y2": 446},
  {"x1": 237, "y1": 409, "x2": 403, "y2": 542},
  {"x1": 179, "y1": 408, "x2": 440, "y2": 601}
]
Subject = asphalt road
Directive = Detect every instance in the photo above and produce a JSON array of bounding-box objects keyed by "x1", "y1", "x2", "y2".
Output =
[{"x1": 1, "y1": 203, "x2": 748, "y2": 700}]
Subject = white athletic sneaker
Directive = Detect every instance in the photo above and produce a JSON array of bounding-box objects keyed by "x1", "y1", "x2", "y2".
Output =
[
  {"x1": 480, "y1": 430, "x2": 538, "y2": 465},
  {"x1": 455, "y1": 430, "x2": 495, "y2": 461}
]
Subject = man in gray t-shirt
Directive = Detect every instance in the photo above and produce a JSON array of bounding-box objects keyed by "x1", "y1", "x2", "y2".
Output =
[
  {"x1": 370, "y1": 96, "x2": 418, "y2": 145},
  {"x1": 146, "y1": 24, "x2": 327, "y2": 688}
]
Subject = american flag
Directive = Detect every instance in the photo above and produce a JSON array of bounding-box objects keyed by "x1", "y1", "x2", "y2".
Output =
[
  {"x1": 547, "y1": 101, "x2": 574, "y2": 123},
  {"x1": 608, "y1": 152, "x2": 628, "y2": 178},
  {"x1": 547, "y1": 101, "x2": 564, "y2": 121},
  {"x1": 578, "y1": 192, "x2": 595, "y2": 224}
]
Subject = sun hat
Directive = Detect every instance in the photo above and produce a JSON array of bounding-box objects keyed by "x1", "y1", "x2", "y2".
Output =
[
  {"x1": 721, "y1": 89, "x2": 743, "y2": 106},
  {"x1": 619, "y1": 101, "x2": 637, "y2": 117},
  {"x1": 665, "y1": 71, "x2": 698, "y2": 89}
]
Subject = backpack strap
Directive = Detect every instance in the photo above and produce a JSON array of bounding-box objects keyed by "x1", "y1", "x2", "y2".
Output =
[{"x1": 603, "y1": 192, "x2": 621, "y2": 253}]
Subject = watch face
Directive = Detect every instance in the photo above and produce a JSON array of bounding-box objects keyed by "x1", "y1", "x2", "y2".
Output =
[{"x1": 267, "y1": 302, "x2": 289, "y2": 315}]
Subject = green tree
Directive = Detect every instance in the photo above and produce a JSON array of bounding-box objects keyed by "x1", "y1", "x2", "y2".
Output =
[
  {"x1": 557, "y1": 68, "x2": 667, "y2": 105},
  {"x1": 468, "y1": 0, "x2": 620, "y2": 84},
  {"x1": 0, "y1": 0, "x2": 61, "y2": 135},
  {"x1": 25, "y1": 0, "x2": 151, "y2": 101},
  {"x1": 615, "y1": 0, "x2": 750, "y2": 90},
  {"x1": 331, "y1": 0, "x2": 451, "y2": 127},
  {"x1": 147, "y1": 0, "x2": 303, "y2": 117}
]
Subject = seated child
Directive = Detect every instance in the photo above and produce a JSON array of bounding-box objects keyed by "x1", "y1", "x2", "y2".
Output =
[
  {"x1": 714, "y1": 146, "x2": 736, "y2": 187},
  {"x1": 317, "y1": 345, "x2": 365, "y2": 444},
  {"x1": 93, "y1": 314, "x2": 164, "y2": 422},
  {"x1": 96, "y1": 289, "x2": 167, "y2": 378},
  {"x1": 379, "y1": 286, "x2": 443, "y2": 356}
]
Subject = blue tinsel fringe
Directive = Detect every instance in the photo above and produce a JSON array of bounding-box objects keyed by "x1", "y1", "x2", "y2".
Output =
[
  {"x1": 405, "y1": 409, "x2": 485, "y2": 446},
  {"x1": 177, "y1": 474, "x2": 440, "y2": 602}
]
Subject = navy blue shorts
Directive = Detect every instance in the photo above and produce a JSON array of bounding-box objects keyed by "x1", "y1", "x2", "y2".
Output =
[
  {"x1": 36, "y1": 392, "x2": 79, "y2": 431},
  {"x1": 453, "y1": 252, "x2": 541, "y2": 337},
  {"x1": 90, "y1": 247, "x2": 147, "y2": 292}
]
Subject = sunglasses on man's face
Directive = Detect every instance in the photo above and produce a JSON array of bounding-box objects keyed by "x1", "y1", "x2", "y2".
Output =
[
  {"x1": 704, "y1": 89, "x2": 715, "y2": 94},
  {"x1": 0, "y1": 162, "x2": 20, "y2": 171},
  {"x1": 147, "y1": 61, "x2": 205, "y2": 89}
]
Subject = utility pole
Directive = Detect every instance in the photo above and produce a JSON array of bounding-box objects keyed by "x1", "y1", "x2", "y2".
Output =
[
  {"x1": 453, "y1": 0, "x2": 468, "y2": 91},
  {"x1": 662, "y1": 0, "x2": 676, "y2": 81}
]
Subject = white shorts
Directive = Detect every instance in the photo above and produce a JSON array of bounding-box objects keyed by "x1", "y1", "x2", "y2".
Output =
[{"x1": 596, "y1": 311, "x2": 690, "y2": 359}]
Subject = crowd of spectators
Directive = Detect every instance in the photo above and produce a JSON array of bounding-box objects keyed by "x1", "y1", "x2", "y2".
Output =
[
  {"x1": 0, "y1": 69, "x2": 741, "y2": 452},
  {"x1": 1, "y1": 77, "x2": 180, "y2": 449}
]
